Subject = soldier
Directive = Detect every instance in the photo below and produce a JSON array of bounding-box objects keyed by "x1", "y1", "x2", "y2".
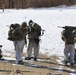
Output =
[
  {"x1": 11, "y1": 22, "x2": 27, "y2": 64},
  {"x1": 61, "y1": 28, "x2": 75, "y2": 66},
  {"x1": 25, "y1": 20, "x2": 41, "y2": 61},
  {"x1": 0, "y1": 45, "x2": 3, "y2": 60}
]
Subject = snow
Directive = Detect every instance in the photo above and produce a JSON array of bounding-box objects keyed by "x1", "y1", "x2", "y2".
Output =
[
  {"x1": 0, "y1": 6, "x2": 76, "y2": 57},
  {"x1": 0, "y1": 6, "x2": 76, "y2": 74}
]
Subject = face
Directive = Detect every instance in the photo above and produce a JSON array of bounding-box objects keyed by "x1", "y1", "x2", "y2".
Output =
[
  {"x1": 22, "y1": 27, "x2": 26, "y2": 30},
  {"x1": 21, "y1": 24, "x2": 26, "y2": 30}
]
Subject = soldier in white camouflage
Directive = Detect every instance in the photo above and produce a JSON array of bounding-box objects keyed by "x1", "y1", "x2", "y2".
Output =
[
  {"x1": 25, "y1": 20, "x2": 41, "y2": 61},
  {"x1": 12, "y1": 22, "x2": 28, "y2": 64},
  {"x1": 61, "y1": 29, "x2": 76, "y2": 66}
]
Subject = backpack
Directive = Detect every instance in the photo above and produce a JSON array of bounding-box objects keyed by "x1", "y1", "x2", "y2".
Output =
[
  {"x1": 32, "y1": 23, "x2": 42, "y2": 36},
  {"x1": 36, "y1": 24, "x2": 41, "y2": 36},
  {"x1": 61, "y1": 29, "x2": 74, "y2": 42},
  {"x1": 8, "y1": 23, "x2": 20, "y2": 41}
]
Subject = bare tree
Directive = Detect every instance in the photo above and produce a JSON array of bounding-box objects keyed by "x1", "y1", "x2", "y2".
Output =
[{"x1": 2, "y1": 0, "x2": 5, "y2": 12}]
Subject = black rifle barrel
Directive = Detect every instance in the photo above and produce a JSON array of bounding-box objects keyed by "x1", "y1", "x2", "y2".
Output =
[{"x1": 58, "y1": 26, "x2": 76, "y2": 30}]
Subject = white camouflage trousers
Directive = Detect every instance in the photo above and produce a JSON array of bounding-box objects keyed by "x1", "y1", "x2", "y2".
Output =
[
  {"x1": 13, "y1": 40, "x2": 25, "y2": 62},
  {"x1": 27, "y1": 40, "x2": 39, "y2": 58},
  {"x1": 64, "y1": 44, "x2": 75, "y2": 63}
]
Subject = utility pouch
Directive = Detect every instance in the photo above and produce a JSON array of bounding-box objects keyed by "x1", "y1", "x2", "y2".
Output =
[{"x1": 34, "y1": 39, "x2": 40, "y2": 44}]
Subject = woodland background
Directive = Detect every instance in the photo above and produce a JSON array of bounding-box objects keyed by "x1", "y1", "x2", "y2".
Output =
[{"x1": 0, "y1": 0, "x2": 76, "y2": 9}]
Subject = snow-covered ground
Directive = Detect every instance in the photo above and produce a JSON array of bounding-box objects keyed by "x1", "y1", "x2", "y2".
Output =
[
  {"x1": 0, "y1": 6, "x2": 76, "y2": 57},
  {"x1": 0, "y1": 5, "x2": 76, "y2": 75}
]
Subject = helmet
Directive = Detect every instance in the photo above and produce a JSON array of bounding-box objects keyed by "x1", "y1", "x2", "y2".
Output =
[
  {"x1": 21, "y1": 22, "x2": 27, "y2": 28},
  {"x1": 29, "y1": 20, "x2": 33, "y2": 26},
  {"x1": 29, "y1": 20, "x2": 33, "y2": 23}
]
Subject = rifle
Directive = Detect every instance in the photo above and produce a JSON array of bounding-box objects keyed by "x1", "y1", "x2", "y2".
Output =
[{"x1": 58, "y1": 26, "x2": 76, "y2": 30}]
